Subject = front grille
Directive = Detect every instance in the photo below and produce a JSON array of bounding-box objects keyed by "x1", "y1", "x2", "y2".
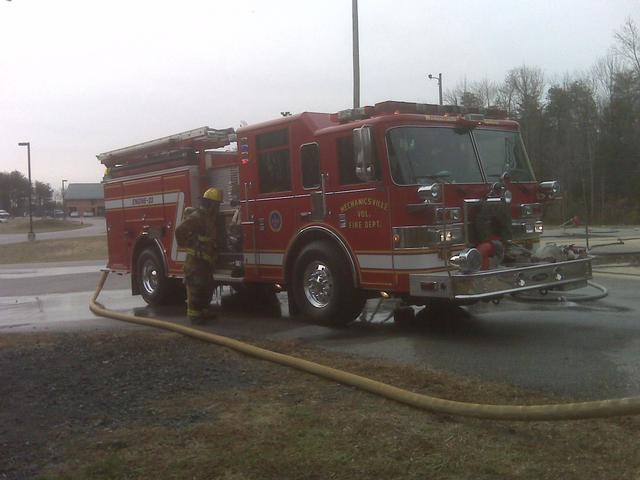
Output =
[{"x1": 463, "y1": 198, "x2": 512, "y2": 244}]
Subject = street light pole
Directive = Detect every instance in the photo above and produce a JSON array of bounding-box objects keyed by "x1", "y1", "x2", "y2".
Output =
[
  {"x1": 428, "y1": 73, "x2": 443, "y2": 106},
  {"x1": 352, "y1": 0, "x2": 360, "y2": 108},
  {"x1": 18, "y1": 141, "x2": 35, "y2": 241}
]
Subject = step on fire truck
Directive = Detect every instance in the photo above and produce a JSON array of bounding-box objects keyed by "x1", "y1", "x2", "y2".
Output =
[{"x1": 99, "y1": 100, "x2": 592, "y2": 326}]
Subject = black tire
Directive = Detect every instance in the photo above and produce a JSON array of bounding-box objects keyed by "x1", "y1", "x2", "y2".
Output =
[
  {"x1": 168, "y1": 278, "x2": 187, "y2": 304},
  {"x1": 393, "y1": 307, "x2": 416, "y2": 328},
  {"x1": 291, "y1": 241, "x2": 365, "y2": 326},
  {"x1": 135, "y1": 248, "x2": 173, "y2": 306}
]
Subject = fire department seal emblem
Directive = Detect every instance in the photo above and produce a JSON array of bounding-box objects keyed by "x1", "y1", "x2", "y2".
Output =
[{"x1": 269, "y1": 210, "x2": 282, "y2": 232}]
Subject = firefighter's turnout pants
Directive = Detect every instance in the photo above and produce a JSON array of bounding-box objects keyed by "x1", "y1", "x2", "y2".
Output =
[
  {"x1": 184, "y1": 255, "x2": 214, "y2": 322},
  {"x1": 184, "y1": 233, "x2": 216, "y2": 322}
]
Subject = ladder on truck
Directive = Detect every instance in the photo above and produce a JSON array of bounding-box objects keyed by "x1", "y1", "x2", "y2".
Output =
[{"x1": 97, "y1": 126, "x2": 237, "y2": 167}]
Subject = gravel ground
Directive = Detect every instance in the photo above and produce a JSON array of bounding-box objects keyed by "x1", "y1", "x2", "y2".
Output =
[
  {"x1": 0, "y1": 331, "x2": 269, "y2": 480},
  {"x1": 4, "y1": 331, "x2": 640, "y2": 480}
]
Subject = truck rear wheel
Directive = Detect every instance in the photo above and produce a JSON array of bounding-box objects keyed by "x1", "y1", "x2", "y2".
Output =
[
  {"x1": 135, "y1": 248, "x2": 173, "y2": 306},
  {"x1": 291, "y1": 241, "x2": 365, "y2": 326}
]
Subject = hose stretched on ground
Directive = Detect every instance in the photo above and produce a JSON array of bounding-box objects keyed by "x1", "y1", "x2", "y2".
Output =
[
  {"x1": 90, "y1": 271, "x2": 640, "y2": 421},
  {"x1": 512, "y1": 281, "x2": 608, "y2": 303}
]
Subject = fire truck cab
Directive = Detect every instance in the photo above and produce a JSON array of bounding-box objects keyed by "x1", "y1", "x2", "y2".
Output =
[{"x1": 99, "y1": 101, "x2": 592, "y2": 326}]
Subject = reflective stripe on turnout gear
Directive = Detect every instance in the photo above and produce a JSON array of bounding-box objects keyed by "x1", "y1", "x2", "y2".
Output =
[{"x1": 184, "y1": 248, "x2": 213, "y2": 263}]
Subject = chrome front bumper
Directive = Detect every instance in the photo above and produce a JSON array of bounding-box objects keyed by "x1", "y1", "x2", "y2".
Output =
[{"x1": 409, "y1": 257, "x2": 593, "y2": 300}]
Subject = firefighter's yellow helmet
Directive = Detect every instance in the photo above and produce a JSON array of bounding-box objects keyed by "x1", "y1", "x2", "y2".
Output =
[{"x1": 203, "y1": 187, "x2": 223, "y2": 203}]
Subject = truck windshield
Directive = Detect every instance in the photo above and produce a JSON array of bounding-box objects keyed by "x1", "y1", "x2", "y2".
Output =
[
  {"x1": 473, "y1": 129, "x2": 535, "y2": 182},
  {"x1": 386, "y1": 127, "x2": 484, "y2": 184}
]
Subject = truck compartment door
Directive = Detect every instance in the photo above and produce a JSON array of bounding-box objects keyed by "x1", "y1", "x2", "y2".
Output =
[
  {"x1": 104, "y1": 182, "x2": 128, "y2": 270},
  {"x1": 162, "y1": 167, "x2": 199, "y2": 275}
]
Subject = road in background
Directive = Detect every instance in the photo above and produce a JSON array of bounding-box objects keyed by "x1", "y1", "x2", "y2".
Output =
[{"x1": 0, "y1": 217, "x2": 106, "y2": 245}]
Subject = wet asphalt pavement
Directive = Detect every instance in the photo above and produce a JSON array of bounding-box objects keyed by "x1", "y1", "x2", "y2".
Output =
[{"x1": 1, "y1": 258, "x2": 640, "y2": 401}]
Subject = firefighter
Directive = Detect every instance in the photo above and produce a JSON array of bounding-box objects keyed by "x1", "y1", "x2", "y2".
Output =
[{"x1": 175, "y1": 187, "x2": 222, "y2": 324}]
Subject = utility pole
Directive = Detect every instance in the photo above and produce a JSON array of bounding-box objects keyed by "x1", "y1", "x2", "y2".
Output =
[
  {"x1": 18, "y1": 141, "x2": 35, "y2": 241},
  {"x1": 352, "y1": 0, "x2": 360, "y2": 108},
  {"x1": 62, "y1": 179, "x2": 67, "y2": 218},
  {"x1": 428, "y1": 73, "x2": 443, "y2": 105}
]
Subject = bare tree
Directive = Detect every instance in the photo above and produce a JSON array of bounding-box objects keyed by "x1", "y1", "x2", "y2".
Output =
[
  {"x1": 498, "y1": 66, "x2": 546, "y2": 170},
  {"x1": 614, "y1": 17, "x2": 640, "y2": 76},
  {"x1": 503, "y1": 65, "x2": 545, "y2": 113},
  {"x1": 443, "y1": 89, "x2": 461, "y2": 106},
  {"x1": 495, "y1": 80, "x2": 517, "y2": 116},
  {"x1": 443, "y1": 78, "x2": 470, "y2": 106},
  {"x1": 443, "y1": 78, "x2": 498, "y2": 109},
  {"x1": 494, "y1": 66, "x2": 544, "y2": 116},
  {"x1": 591, "y1": 51, "x2": 623, "y2": 108},
  {"x1": 476, "y1": 78, "x2": 499, "y2": 108}
]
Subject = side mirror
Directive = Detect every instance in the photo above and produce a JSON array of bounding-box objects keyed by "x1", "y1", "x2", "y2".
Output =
[
  {"x1": 353, "y1": 126, "x2": 376, "y2": 182},
  {"x1": 538, "y1": 180, "x2": 560, "y2": 199},
  {"x1": 417, "y1": 183, "x2": 443, "y2": 204}
]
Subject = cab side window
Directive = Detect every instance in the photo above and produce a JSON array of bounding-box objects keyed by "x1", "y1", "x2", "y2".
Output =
[
  {"x1": 337, "y1": 135, "x2": 379, "y2": 185},
  {"x1": 257, "y1": 129, "x2": 291, "y2": 193},
  {"x1": 337, "y1": 136, "x2": 362, "y2": 185},
  {"x1": 300, "y1": 143, "x2": 320, "y2": 189}
]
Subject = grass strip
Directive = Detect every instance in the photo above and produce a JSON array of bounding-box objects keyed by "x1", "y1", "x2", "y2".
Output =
[{"x1": 0, "y1": 235, "x2": 107, "y2": 264}]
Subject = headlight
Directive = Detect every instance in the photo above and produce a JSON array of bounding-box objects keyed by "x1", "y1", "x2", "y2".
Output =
[
  {"x1": 435, "y1": 207, "x2": 462, "y2": 223},
  {"x1": 519, "y1": 203, "x2": 542, "y2": 219},
  {"x1": 521, "y1": 204, "x2": 535, "y2": 217},
  {"x1": 437, "y1": 226, "x2": 464, "y2": 244},
  {"x1": 393, "y1": 225, "x2": 464, "y2": 248}
]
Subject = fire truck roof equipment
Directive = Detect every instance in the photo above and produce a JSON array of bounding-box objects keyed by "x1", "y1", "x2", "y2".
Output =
[
  {"x1": 97, "y1": 126, "x2": 236, "y2": 167},
  {"x1": 330, "y1": 101, "x2": 510, "y2": 124}
]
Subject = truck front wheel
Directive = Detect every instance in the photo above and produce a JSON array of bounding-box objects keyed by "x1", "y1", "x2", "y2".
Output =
[
  {"x1": 291, "y1": 241, "x2": 365, "y2": 326},
  {"x1": 135, "y1": 248, "x2": 173, "y2": 306}
]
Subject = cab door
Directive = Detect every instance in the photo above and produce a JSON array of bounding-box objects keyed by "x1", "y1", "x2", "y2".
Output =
[
  {"x1": 322, "y1": 129, "x2": 393, "y2": 290},
  {"x1": 297, "y1": 142, "x2": 325, "y2": 228}
]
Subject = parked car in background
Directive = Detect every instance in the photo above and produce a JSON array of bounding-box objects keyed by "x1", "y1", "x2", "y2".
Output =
[{"x1": 0, "y1": 210, "x2": 11, "y2": 223}]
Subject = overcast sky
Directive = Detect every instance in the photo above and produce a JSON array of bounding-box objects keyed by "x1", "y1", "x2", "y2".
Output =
[{"x1": 1, "y1": 0, "x2": 639, "y2": 189}]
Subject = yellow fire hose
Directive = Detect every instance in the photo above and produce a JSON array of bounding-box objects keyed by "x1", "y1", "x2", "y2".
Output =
[{"x1": 91, "y1": 270, "x2": 640, "y2": 421}]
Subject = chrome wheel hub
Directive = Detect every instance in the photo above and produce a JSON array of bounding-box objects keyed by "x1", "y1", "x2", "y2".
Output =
[
  {"x1": 141, "y1": 260, "x2": 159, "y2": 294},
  {"x1": 303, "y1": 261, "x2": 333, "y2": 308}
]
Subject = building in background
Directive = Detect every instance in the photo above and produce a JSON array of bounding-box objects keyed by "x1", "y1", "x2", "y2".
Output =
[{"x1": 63, "y1": 183, "x2": 104, "y2": 217}]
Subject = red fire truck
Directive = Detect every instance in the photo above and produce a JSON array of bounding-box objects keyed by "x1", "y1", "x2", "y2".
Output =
[{"x1": 99, "y1": 100, "x2": 592, "y2": 325}]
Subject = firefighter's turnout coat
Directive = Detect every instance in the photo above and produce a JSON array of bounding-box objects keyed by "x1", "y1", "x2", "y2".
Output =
[{"x1": 175, "y1": 207, "x2": 217, "y2": 319}]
